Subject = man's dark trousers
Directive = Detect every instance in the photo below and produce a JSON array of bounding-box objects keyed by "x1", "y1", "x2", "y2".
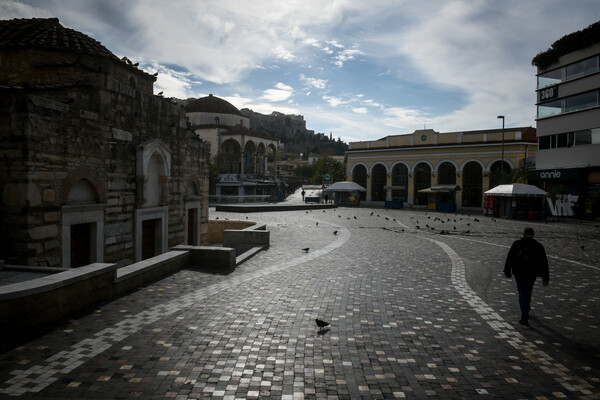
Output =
[{"x1": 515, "y1": 276, "x2": 536, "y2": 323}]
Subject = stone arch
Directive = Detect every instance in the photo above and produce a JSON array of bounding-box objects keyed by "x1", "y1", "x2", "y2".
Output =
[
  {"x1": 437, "y1": 161, "x2": 457, "y2": 185},
  {"x1": 410, "y1": 160, "x2": 433, "y2": 175},
  {"x1": 462, "y1": 161, "x2": 483, "y2": 207},
  {"x1": 371, "y1": 163, "x2": 387, "y2": 202},
  {"x1": 486, "y1": 158, "x2": 514, "y2": 174},
  {"x1": 220, "y1": 139, "x2": 241, "y2": 174},
  {"x1": 351, "y1": 164, "x2": 368, "y2": 201},
  {"x1": 413, "y1": 162, "x2": 432, "y2": 205},
  {"x1": 489, "y1": 159, "x2": 513, "y2": 189},
  {"x1": 186, "y1": 174, "x2": 202, "y2": 197},
  {"x1": 136, "y1": 138, "x2": 172, "y2": 208},
  {"x1": 137, "y1": 138, "x2": 171, "y2": 178},
  {"x1": 244, "y1": 140, "x2": 257, "y2": 174},
  {"x1": 434, "y1": 159, "x2": 459, "y2": 174},
  {"x1": 391, "y1": 162, "x2": 409, "y2": 203},
  {"x1": 59, "y1": 166, "x2": 106, "y2": 204},
  {"x1": 256, "y1": 143, "x2": 266, "y2": 175},
  {"x1": 459, "y1": 159, "x2": 485, "y2": 175},
  {"x1": 350, "y1": 162, "x2": 369, "y2": 175}
]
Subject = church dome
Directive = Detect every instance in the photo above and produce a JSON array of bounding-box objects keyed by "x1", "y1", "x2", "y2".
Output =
[{"x1": 185, "y1": 94, "x2": 242, "y2": 116}]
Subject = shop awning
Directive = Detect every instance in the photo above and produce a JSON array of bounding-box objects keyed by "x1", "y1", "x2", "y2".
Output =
[
  {"x1": 418, "y1": 184, "x2": 461, "y2": 194},
  {"x1": 485, "y1": 183, "x2": 547, "y2": 197}
]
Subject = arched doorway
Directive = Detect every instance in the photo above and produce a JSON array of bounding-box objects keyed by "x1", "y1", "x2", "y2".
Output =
[
  {"x1": 391, "y1": 163, "x2": 408, "y2": 203},
  {"x1": 244, "y1": 141, "x2": 257, "y2": 175},
  {"x1": 352, "y1": 165, "x2": 367, "y2": 201},
  {"x1": 60, "y1": 167, "x2": 106, "y2": 269},
  {"x1": 414, "y1": 163, "x2": 431, "y2": 205},
  {"x1": 220, "y1": 139, "x2": 241, "y2": 174},
  {"x1": 371, "y1": 164, "x2": 387, "y2": 201},
  {"x1": 490, "y1": 160, "x2": 512, "y2": 188},
  {"x1": 437, "y1": 162, "x2": 456, "y2": 185},
  {"x1": 463, "y1": 162, "x2": 483, "y2": 207}
]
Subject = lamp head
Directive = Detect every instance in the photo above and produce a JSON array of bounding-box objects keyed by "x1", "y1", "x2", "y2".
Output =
[{"x1": 497, "y1": 115, "x2": 504, "y2": 119}]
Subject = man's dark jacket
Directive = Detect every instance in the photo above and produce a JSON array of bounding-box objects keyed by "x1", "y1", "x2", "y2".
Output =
[{"x1": 504, "y1": 237, "x2": 549, "y2": 282}]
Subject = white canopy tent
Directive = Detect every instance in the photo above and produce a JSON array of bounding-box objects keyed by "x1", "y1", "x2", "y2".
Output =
[
  {"x1": 484, "y1": 183, "x2": 547, "y2": 219},
  {"x1": 323, "y1": 181, "x2": 366, "y2": 206},
  {"x1": 485, "y1": 183, "x2": 547, "y2": 197},
  {"x1": 323, "y1": 181, "x2": 367, "y2": 192}
]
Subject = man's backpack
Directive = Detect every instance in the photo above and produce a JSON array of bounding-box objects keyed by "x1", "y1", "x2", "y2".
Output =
[{"x1": 514, "y1": 244, "x2": 534, "y2": 275}]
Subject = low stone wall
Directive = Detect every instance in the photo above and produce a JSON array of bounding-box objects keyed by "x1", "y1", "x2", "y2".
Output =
[
  {"x1": 0, "y1": 221, "x2": 270, "y2": 347},
  {"x1": 174, "y1": 246, "x2": 236, "y2": 272},
  {"x1": 114, "y1": 251, "x2": 189, "y2": 296},
  {"x1": 223, "y1": 228, "x2": 270, "y2": 255},
  {"x1": 0, "y1": 263, "x2": 117, "y2": 343},
  {"x1": 206, "y1": 220, "x2": 254, "y2": 244}
]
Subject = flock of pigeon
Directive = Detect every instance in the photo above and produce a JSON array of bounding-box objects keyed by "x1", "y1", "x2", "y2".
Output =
[{"x1": 302, "y1": 209, "x2": 484, "y2": 254}]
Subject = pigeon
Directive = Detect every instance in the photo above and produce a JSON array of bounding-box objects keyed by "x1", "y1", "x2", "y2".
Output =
[
  {"x1": 315, "y1": 319, "x2": 330, "y2": 332},
  {"x1": 302, "y1": 247, "x2": 310, "y2": 252},
  {"x1": 474, "y1": 218, "x2": 480, "y2": 222},
  {"x1": 416, "y1": 225, "x2": 420, "y2": 229},
  {"x1": 133, "y1": 62, "x2": 139, "y2": 67},
  {"x1": 333, "y1": 231, "x2": 338, "y2": 235},
  {"x1": 153, "y1": 72, "x2": 159, "y2": 76},
  {"x1": 316, "y1": 222, "x2": 318, "y2": 226},
  {"x1": 354, "y1": 216, "x2": 357, "y2": 219},
  {"x1": 157, "y1": 91, "x2": 164, "y2": 96}
]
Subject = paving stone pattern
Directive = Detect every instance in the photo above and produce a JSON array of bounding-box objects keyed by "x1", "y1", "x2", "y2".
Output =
[{"x1": 0, "y1": 207, "x2": 598, "y2": 399}]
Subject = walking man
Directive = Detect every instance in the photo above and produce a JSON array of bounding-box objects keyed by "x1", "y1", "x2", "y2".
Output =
[{"x1": 504, "y1": 227, "x2": 549, "y2": 327}]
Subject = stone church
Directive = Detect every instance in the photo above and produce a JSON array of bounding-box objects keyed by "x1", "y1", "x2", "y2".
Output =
[{"x1": 0, "y1": 18, "x2": 210, "y2": 268}]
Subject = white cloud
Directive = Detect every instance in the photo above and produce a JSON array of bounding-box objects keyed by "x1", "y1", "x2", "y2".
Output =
[
  {"x1": 352, "y1": 107, "x2": 368, "y2": 114},
  {"x1": 262, "y1": 82, "x2": 294, "y2": 102},
  {"x1": 332, "y1": 45, "x2": 363, "y2": 67},
  {"x1": 275, "y1": 46, "x2": 296, "y2": 62},
  {"x1": 380, "y1": 107, "x2": 431, "y2": 131},
  {"x1": 141, "y1": 61, "x2": 197, "y2": 99},
  {"x1": 299, "y1": 74, "x2": 328, "y2": 90},
  {"x1": 322, "y1": 95, "x2": 345, "y2": 107}
]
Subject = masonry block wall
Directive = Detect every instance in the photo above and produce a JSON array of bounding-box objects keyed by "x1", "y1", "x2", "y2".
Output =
[{"x1": 0, "y1": 18, "x2": 210, "y2": 267}]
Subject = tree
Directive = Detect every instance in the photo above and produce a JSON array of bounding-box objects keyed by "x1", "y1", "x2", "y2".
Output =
[
  {"x1": 490, "y1": 166, "x2": 528, "y2": 186},
  {"x1": 310, "y1": 156, "x2": 345, "y2": 184}
]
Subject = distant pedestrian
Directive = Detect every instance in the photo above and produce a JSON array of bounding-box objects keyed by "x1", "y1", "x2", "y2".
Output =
[
  {"x1": 301, "y1": 189, "x2": 305, "y2": 201},
  {"x1": 504, "y1": 227, "x2": 549, "y2": 327},
  {"x1": 324, "y1": 194, "x2": 329, "y2": 204}
]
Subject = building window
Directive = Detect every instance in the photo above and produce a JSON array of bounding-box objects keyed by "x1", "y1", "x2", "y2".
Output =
[
  {"x1": 565, "y1": 91, "x2": 598, "y2": 113},
  {"x1": 538, "y1": 90, "x2": 599, "y2": 119},
  {"x1": 556, "y1": 132, "x2": 568, "y2": 148},
  {"x1": 538, "y1": 98, "x2": 562, "y2": 119},
  {"x1": 537, "y1": 54, "x2": 599, "y2": 89},
  {"x1": 538, "y1": 127, "x2": 600, "y2": 149},
  {"x1": 566, "y1": 55, "x2": 599, "y2": 81}
]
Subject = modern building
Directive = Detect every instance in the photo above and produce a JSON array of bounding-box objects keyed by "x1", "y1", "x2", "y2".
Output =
[
  {"x1": 185, "y1": 95, "x2": 282, "y2": 202},
  {"x1": 0, "y1": 18, "x2": 211, "y2": 267},
  {"x1": 346, "y1": 128, "x2": 536, "y2": 210},
  {"x1": 531, "y1": 21, "x2": 600, "y2": 217}
]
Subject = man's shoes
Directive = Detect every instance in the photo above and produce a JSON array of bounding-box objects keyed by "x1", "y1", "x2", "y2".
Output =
[{"x1": 518, "y1": 319, "x2": 529, "y2": 327}]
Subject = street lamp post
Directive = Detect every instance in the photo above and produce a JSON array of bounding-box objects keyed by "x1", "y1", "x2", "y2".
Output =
[{"x1": 497, "y1": 115, "x2": 505, "y2": 177}]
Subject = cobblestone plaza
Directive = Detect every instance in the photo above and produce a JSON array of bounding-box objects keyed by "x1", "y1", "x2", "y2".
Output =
[{"x1": 0, "y1": 205, "x2": 598, "y2": 399}]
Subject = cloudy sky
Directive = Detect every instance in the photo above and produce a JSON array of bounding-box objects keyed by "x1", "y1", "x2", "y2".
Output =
[{"x1": 2, "y1": 0, "x2": 599, "y2": 142}]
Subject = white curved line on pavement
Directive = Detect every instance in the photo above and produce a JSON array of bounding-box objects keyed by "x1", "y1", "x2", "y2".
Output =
[{"x1": 430, "y1": 238, "x2": 596, "y2": 397}]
